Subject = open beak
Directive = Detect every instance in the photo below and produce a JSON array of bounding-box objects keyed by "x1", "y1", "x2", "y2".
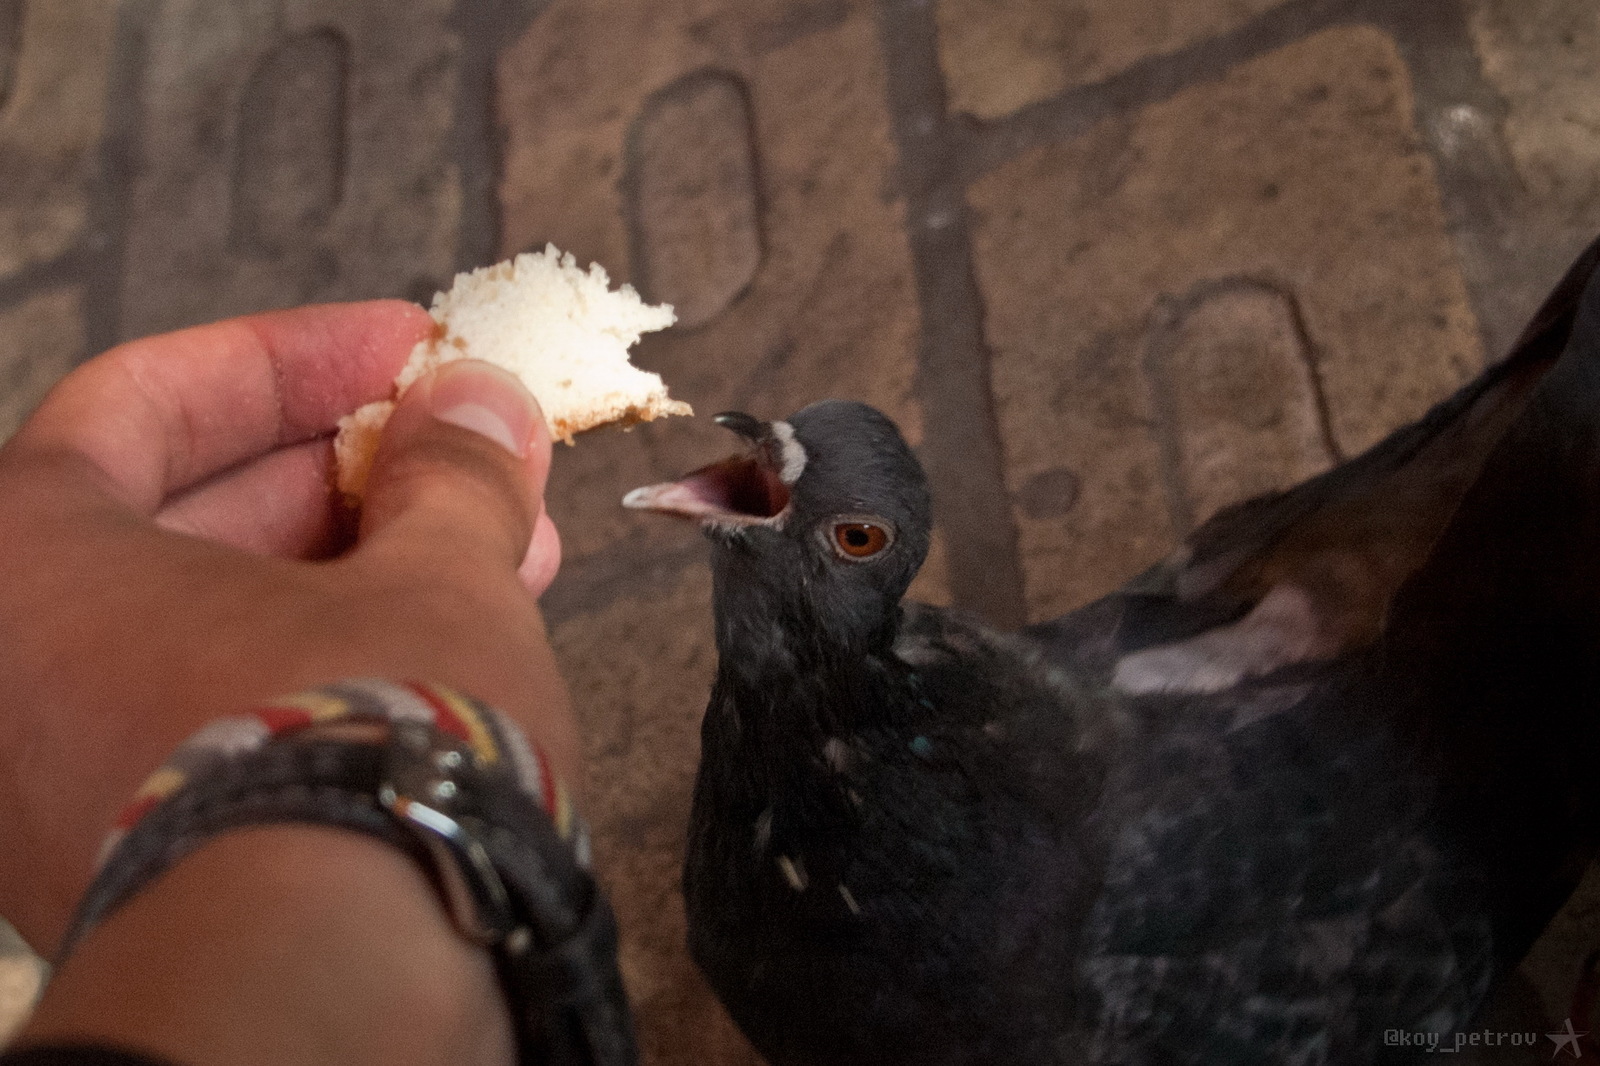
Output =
[{"x1": 621, "y1": 412, "x2": 793, "y2": 526}]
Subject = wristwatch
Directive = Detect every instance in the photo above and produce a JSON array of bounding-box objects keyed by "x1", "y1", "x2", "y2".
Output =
[{"x1": 63, "y1": 681, "x2": 637, "y2": 1066}]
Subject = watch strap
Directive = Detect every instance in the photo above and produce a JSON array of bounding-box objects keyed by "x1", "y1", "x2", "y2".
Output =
[{"x1": 62, "y1": 681, "x2": 636, "y2": 1066}]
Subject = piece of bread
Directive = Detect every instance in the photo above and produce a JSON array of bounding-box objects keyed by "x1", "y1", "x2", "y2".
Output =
[{"x1": 333, "y1": 244, "x2": 687, "y2": 498}]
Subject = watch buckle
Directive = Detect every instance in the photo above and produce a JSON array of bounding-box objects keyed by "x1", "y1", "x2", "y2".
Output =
[{"x1": 378, "y1": 718, "x2": 524, "y2": 950}]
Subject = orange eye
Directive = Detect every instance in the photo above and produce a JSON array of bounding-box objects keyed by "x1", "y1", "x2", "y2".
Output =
[{"x1": 833, "y1": 522, "x2": 891, "y2": 559}]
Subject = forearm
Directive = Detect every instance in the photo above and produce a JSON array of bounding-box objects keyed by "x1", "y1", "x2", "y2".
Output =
[{"x1": 18, "y1": 826, "x2": 513, "y2": 1066}]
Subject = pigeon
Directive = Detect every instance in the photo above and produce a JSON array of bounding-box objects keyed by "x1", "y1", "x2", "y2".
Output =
[{"x1": 621, "y1": 233, "x2": 1600, "y2": 1066}]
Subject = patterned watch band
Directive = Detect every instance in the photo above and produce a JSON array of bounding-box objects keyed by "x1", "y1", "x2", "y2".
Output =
[
  {"x1": 63, "y1": 679, "x2": 635, "y2": 1066},
  {"x1": 94, "y1": 678, "x2": 585, "y2": 869}
]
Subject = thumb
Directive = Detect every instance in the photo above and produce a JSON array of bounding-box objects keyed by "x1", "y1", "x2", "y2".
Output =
[{"x1": 357, "y1": 359, "x2": 554, "y2": 580}]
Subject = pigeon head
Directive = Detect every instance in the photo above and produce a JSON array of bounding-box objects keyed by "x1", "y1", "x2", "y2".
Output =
[{"x1": 624, "y1": 400, "x2": 932, "y2": 660}]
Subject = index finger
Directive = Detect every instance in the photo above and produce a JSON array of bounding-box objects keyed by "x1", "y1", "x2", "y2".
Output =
[{"x1": 6, "y1": 301, "x2": 434, "y2": 513}]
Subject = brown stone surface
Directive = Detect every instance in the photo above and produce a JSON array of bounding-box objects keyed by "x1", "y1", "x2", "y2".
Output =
[
  {"x1": 1469, "y1": 0, "x2": 1600, "y2": 234},
  {"x1": 628, "y1": 71, "x2": 762, "y2": 330},
  {"x1": 230, "y1": 27, "x2": 349, "y2": 257},
  {"x1": 935, "y1": 0, "x2": 1286, "y2": 119},
  {"x1": 499, "y1": 0, "x2": 921, "y2": 570},
  {"x1": 0, "y1": 285, "x2": 85, "y2": 440},
  {"x1": 0, "y1": 2, "x2": 22, "y2": 112},
  {"x1": 969, "y1": 26, "x2": 1484, "y2": 621},
  {"x1": 1147, "y1": 280, "x2": 1337, "y2": 532},
  {"x1": 0, "y1": 0, "x2": 116, "y2": 279},
  {"x1": 906, "y1": 527, "x2": 952, "y2": 608},
  {"x1": 1439, "y1": 0, "x2": 1600, "y2": 364},
  {"x1": 116, "y1": 0, "x2": 464, "y2": 339}
]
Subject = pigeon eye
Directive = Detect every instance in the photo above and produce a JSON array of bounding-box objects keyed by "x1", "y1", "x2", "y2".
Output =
[{"x1": 831, "y1": 521, "x2": 892, "y2": 560}]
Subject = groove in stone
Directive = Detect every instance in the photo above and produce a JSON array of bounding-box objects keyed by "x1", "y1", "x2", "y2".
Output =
[
  {"x1": 86, "y1": 0, "x2": 157, "y2": 353},
  {"x1": 625, "y1": 70, "x2": 762, "y2": 330},
  {"x1": 1142, "y1": 278, "x2": 1338, "y2": 534},
  {"x1": 453, "y1": 0, "x2": 553, "y2": 273},
  {"x1": 0, "y1": 0, "x2": 23, "y2": 114},
  {"x1": 230, "y1": 27, "x2": 350, "y2": 257},
  {"x1": 746, "y1": 0, "x2": 850, "y2": 55},
  {"x1": 1369, "y1": 0, "x2": 1530, "y2": 360},
  {"x1": 962, "y1": 0, "x2": 1363, "y2": 186},
  {"x1": 875, "y1": 0, "x2": 1028, "y2": 629},
  {"x1": 0, "y1": 242, "x2": 93, "y2": 315},
  {"x1": 1017, "y1": 467, "x2": 1081, "y2": 520}
]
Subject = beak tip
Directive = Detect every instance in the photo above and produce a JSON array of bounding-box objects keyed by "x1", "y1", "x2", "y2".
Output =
[{"x1": 713, "y1": 411, "x2": 766, "y2": 441}]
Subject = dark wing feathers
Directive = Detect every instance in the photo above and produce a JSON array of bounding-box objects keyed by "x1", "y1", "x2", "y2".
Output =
[
  {"x1": 999, "y1": 236, "x2": 1600, "y2": 1060},
  {"x1": 899, "y1": 595, "x2": 1490, "y2": 1062},
  {"x1": 1075, "y1": 672, "x2": 1491, "y2": 1063}
]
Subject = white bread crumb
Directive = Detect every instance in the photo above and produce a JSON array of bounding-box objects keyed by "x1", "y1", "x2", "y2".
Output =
[{"x1": 334, "y1": 245, "x2": 686, "y2": 498}]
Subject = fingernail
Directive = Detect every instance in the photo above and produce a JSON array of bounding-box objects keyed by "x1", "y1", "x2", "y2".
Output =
[{"x1": 428, "y1": 360, "x2": 539, "y2": 458}]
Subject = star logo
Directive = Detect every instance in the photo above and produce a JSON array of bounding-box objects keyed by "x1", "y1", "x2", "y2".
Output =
[{"x1": 1549, "y1": 1018, "x2": 1588, "y2": 1059}]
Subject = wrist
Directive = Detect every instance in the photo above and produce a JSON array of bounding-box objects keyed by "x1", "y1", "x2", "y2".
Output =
[
  {"x1": 29, "y1": 679, "x2": 633, "y2": 1066},
  {"x1": 20, "y1": 825, "x2": 514, "y2": 1066}
]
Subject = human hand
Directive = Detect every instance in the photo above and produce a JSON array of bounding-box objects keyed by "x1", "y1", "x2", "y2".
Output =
[{"x1": 0, "y1": 301, "x2": 574, "y2": 955}]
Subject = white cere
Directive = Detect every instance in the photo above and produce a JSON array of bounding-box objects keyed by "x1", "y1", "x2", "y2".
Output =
[{"x1": 769, "y1": 420, "x2": 808, "y2": 486}]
